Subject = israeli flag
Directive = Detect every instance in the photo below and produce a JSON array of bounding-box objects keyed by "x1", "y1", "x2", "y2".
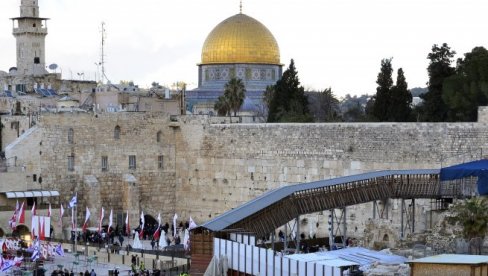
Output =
[
  {"x1": 55, "y1": 244, "x2": 64, "y2": 256},
  {"x1": 1, "y1": 260, "x2": 14, "y2": 272},
  {"x1": 31, "y1": 247, "x2": 40, "y2": 261},
  {"x1": 68, "y1": 195, "x2": 77, "y2": 208}
]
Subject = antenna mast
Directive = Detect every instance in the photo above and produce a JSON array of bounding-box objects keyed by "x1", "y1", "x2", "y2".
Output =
[
  {"x1": 240, "y1": 0, "x2": 243, "y2": 13},
  {"x1": 100, "y1": 22, "x2": 107, "y2": 84}
]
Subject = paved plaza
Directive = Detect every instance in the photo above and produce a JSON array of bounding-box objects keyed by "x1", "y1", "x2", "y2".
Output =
[{"x1": 5, "y1": 239, "x2": 188, "y2": 276}]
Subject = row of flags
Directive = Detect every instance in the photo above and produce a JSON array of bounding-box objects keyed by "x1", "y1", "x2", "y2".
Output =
[
  {"x1": 30, "y1": 240, "x2": 65, "y2": 262},
  {"x1": 0, "y1": 238, "x2": 64, "y2": 273},
  {"x1": 77, "y1": 205, "x2": 197, "y2": 237},
  {"x1": 8, "y1": 200, "x2": 57, "y2": 231},
  {"x1": 9, "y1": 194, "x2": 198, "y2": 236}
]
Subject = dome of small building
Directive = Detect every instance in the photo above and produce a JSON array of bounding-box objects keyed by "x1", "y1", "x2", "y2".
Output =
[{"x1": 201, "y1": 13, "x2": 280, "y2": 65}]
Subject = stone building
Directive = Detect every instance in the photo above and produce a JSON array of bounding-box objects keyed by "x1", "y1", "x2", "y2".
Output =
[{"x1": 0, "y1": 0, "x2": 96, "y2": 96}]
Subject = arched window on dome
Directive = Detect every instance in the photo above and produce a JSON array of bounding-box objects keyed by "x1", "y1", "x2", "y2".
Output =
[
  {"x1": 157, "y1": 131, "x2": 162, "y2": 143},
  {"x1": 68, "y1": 128, "x2": 74, "y2": 144},
  {"x1": 114, "y1": 125, "x2": 121, "y2": 140}
]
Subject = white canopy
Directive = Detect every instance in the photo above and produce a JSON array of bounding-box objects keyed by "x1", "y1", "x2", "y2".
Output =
[{"x1": 5, "y1": 190, "x2": 60, "y2": 198}]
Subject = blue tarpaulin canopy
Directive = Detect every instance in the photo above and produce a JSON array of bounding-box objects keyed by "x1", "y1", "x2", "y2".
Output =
[{"x1": 440, "y1": 159, "x2": 488, "y2": 195}]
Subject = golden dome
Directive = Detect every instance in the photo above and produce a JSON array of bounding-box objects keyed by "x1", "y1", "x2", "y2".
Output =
[{"x1": 201, "y1": 13, "x2": 280, "y2": 65}]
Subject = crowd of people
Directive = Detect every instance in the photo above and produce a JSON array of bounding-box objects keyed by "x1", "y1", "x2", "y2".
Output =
[{"x1": 69, "y1": 221, "x2": 190, "y2": 251}]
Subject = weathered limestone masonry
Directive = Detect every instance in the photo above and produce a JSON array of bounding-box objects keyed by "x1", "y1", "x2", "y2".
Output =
[
  {"x1": 174, "y1": 118, "x2": 488, "y2": 242},
  {"x1": 6, "y1": 111, "x2": 488, "y2": 242},
  {"x1": 21, "y1": 112, "x2": 178, "y2": 225}
]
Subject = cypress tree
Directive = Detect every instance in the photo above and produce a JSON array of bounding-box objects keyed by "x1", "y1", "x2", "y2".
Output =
[
  {"x1": 372, "y1": 58, "x2": 393, "y2": 121},
  {"x1": 389, "y1": 68, "x2": 412, "y2": 121},
  {"x1": 267, "y1": 59, "x2": 312, "y2": 122}
]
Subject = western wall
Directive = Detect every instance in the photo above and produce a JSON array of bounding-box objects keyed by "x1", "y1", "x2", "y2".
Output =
[{"x1": 5, "y1": 111, "x2": 488, "y2": 245}]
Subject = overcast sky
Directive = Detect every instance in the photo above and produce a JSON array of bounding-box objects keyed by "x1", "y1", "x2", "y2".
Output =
[{"x1": 0, "y1": 0, "x2": 486, "y2": 96}]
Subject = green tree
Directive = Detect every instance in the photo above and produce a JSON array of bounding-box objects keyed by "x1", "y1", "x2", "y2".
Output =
[
  {"x1": 371, "y1": 58, "x2": 394, "y2": 121},
  {"x1": 420, "y1": 43, "x2": 456, "y2": 121},
  {"x1": 340, "y1": 94, "x2": 369, "y2": 122},
  {"x1": 308, "y1": 88, "x2": 341, "y2": 122},
  {"x1": 214, "y1": 77, "x2": 246, "y2": 116},
  {"x1": 267, "y1": 59, "x2": 312, "y2": 122},
  {"x1": 389, "y1": 68, "x2": 412, "y2": 122},
  {"x1": 448, "y1": 197, "x2": 488, "y2": 254},
  {"x1": 214, "y1": 95, "x2": 230, "y2": 116},
  {"x1": 443, "y1": 47, "x2": 488, "y2": 121}
]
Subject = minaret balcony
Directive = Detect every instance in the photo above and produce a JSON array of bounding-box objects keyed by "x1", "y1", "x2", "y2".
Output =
[{"x1": 13, "y1": 27, "x2": 47, "y2": 35}]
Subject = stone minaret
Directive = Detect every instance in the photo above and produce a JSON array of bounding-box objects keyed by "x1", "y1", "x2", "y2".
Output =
[{"x1": 11, "y1": 0, "x2": 49, "y2": 75}]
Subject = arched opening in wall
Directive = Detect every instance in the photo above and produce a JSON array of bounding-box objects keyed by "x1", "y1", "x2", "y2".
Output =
[
  {"x1": 114, "y1": 125, "x2": 121, "y2": 140},
  {"x1": 0, "y1": 228, "x2": 4, "y2": 237},
  {"x1": 156, "y1": 131, "x2": 162, "y2": 143},
  {"x1": 12, "y1": 225, "x2": 30, "y2": 239},
  {"x1": 143, "y1": 215, "x2": 158, "y2": 228},
  {"x1": 141, "y1": 214, "x2": 158, "y2": 238},
  {"x1": 383, "y1": 234, "x2": 389, "y2": 242}
]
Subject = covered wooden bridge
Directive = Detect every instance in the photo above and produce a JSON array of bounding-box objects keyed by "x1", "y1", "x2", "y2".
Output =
[
  {"x1": 200, "y1": 169, "x2": 476, "y2": 238},
  {"x1": 190, "y1": 163, "x2": 485, "y2": 275}
]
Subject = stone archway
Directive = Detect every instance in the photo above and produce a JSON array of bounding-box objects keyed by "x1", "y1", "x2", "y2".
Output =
[
  {"x1": 141, "y1": 214, "x2": 158, "y2": 239},
  {"x1": 12, "y1": 224, "x2": 30, "y2": 239},
  {"x1": 144, "y1": 214, "x2": 158, "y2": 228}
]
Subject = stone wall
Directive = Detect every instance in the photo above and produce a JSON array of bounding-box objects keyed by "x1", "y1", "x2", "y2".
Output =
[
  {"x1": 5, "y1": 112, "x2": 488, "y2": 241},
  {"x1": 1, "y1": 115, "x2": 32, "y2": 151},
  {"x1": 173, "y1": 119, "x2": 488, "y2": 241},
  {"x1": 7, "y1": 112, "x2": 178, "y2": 227}
]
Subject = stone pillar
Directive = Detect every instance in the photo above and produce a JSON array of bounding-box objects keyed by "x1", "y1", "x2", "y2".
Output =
[{"x1": 123, "y1": 174, "x2": 140, "y2": 229}]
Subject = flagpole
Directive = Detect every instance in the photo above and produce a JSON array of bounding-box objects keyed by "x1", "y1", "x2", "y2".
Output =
[{"x1": 74, "y1": 204, "x2": 77, "y2": 254}]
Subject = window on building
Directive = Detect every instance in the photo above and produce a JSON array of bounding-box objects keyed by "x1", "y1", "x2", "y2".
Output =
[
  {"x1": 114, "y1": 125, "x2": 121, "y2": 140},
  {"x1": 129, "y1": 155, "x2": 136, "y2": 170},
  {"x1": 157, "y1": 131, "x2": 162, "y2": 143},
  {"x1": 68, "y1": 128, "x2": 74, "y2": 144},
  {"x1": 101, "y1": 156, "x2": 108, "y2": 172},
  {"x1": 158, "y1": 155, "x2": 164, "y2": 169},
  {"x1": 68, "y1": 155, "x2": 75, "y2": 171}
]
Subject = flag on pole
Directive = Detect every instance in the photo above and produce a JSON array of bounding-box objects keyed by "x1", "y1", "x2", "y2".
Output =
[
  {"x1": 8, "y1": 213, "x2": 16, "y2": 230},
  {"x1": 55, "y1": 244, "x2": 64, "y2": 256},
  {"x1": 39, "y1": 217, "x2": 45, "y2": 241},
  {"x1": 9, "y1": 202, "x2": 19, "y2": 230},
  {"x1": 108, "y1": 209, "x2": 113, "y2": 235},
  {"x1": 82, "y1": 207, "x2": 91, "y2": 232},
  {"x1": 59, "y1": 204, "x2": 64, "y2": 228},
  {"x1": 139, "y1": 211, "x2": 145, "y2": 239},
  {"x1": 125, "y1": 211, "x2": 130, "y2": 236},
  {"x1": 1, "y1": 258, "x2": 15, "y2": 272},
  {"x1": 153, "y1": 213, "x2": 161, "y2": 240},
  {"x1": 173, "y1": 213, "x2": 178, "y2": 237},
  {"x1": 31, "y1": 220, "x2": 36, "y2": 240},
  {"x1": 31, "y1": 202, "x2": 36, "y2": 216},
  {"x1": 189, "y1": 216, "x2": 198, "y2": 230},
  {"x1": 68, "y1": 194, "x2": 77, "y2": 208},
  {"x1": 31, "y1": 246, "x2": 40, "y2": 261},
  {"x1": 71, "y1": 207, "x2": 75, "y2": 230},
  {"x1": 98, "y1": 207, "x2": 105, "y2": 233},
  {"x1": 158, "y1": 230, "x2": 168, "y2": 248},
  {"x1": 18, "y1": 202, "x2": 25, "y2": 224},
  {"x1": 47, "y1": 203, "x2": 52, "y2": 217}
]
